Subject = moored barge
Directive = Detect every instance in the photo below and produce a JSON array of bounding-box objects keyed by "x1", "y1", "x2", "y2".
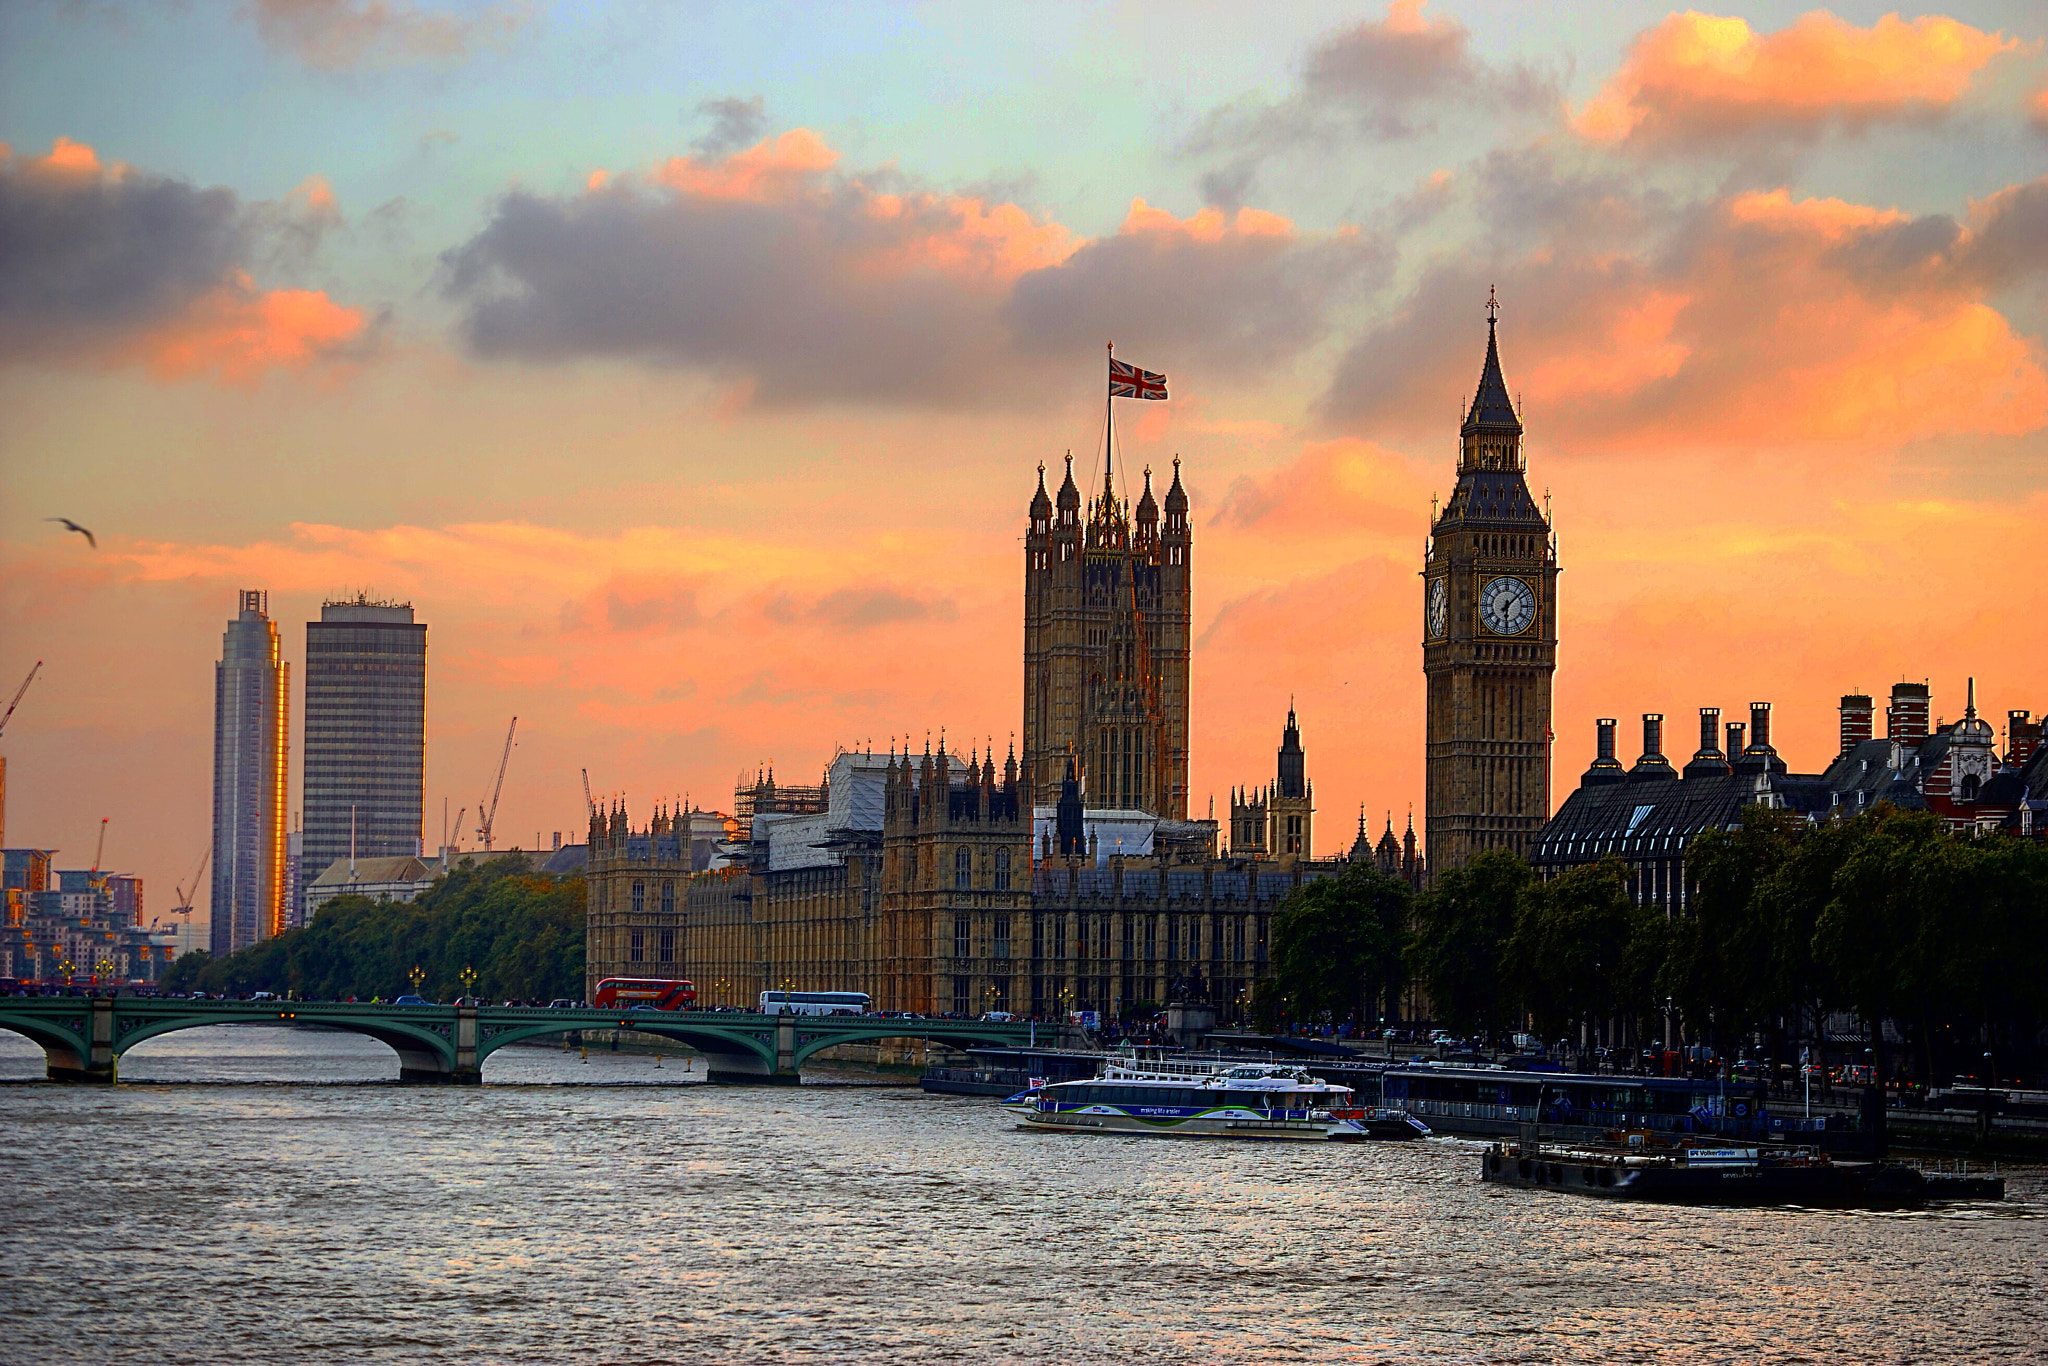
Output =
[{"x1": 1481, "y1": 1133, "x2": 2004, "y2": 1209}]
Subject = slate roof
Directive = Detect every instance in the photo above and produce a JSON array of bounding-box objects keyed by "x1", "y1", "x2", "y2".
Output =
[
  {"x1": 1435, "y1": 468, "x2": 1547, "y2": 530},
  {"x1": 1463, "y1": 319, "x2": 1522, "y2": 435},
  {"x1": 1532, "y1": 769, "x2": 1801, "y2": 869}
]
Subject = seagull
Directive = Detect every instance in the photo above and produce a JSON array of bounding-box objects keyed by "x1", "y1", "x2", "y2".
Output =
[{"x1": 45, "y1": 517, "x2": 96, "y2": 549}]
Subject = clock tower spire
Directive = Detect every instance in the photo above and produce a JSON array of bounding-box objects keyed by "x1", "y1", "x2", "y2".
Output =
[{"x1": 1422, "y1": 292, "x2": 1559, "y2": 875}]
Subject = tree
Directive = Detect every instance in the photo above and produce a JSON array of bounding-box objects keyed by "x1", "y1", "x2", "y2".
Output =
[
  {"x1": 1508, "y1": 857, "x2": 1658, "y2": 1048},
  {"x1": 1408, "y1": 849, "x2": 1531, "y2": 1040},
  {"x1": 1266, "y1": 862, "x2": 1410, "y2": 1027},
  {"x1": 163, "y1": 855, "x2": 586, "y2": 1002}
]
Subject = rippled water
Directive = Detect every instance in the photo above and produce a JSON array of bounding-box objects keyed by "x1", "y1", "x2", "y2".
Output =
[{"x1": 0, "y1": 1027, "x2": 2041, "y2": 1364}]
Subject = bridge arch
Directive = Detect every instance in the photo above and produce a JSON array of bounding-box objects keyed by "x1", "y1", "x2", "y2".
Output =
[
  {"x1": 112, "y1": 1010, "x2": 459, "y2": 1081},
  {"x1": 788, "y1": 1023, "x2": 1025, "y2": 1071},
  {"x1": 473, "y1": 1019, "x2": 777, "y2": 1078},
  {"x1": 0, "y1": 1013, "x2": 94, "y2": 1079}
]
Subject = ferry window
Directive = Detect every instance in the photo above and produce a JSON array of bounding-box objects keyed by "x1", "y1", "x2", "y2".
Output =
[
  {"x1": 994, "y1": 847, "x2": 1011, "y2": 890},
  {"x1": 628, "y1": 928, "x2": 644, "y2": 963},
  {"x1": 632, "y1": 880, "x2": 645, "y2": 914},
  {"x1": 658, "y1": 928, "x2": 674, "y2": 962},
  {"x1": 954, "y1": 847, "x2": 971, "y2": 890}
]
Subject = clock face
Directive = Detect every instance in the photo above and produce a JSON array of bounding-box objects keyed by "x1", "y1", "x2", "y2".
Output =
[
  {"x1": 1479, "y1": 576, "x2": 1536, "y2": 636},
  {"x1": 1426, "y1": 578, "x2": 1447, "y2": 638}
]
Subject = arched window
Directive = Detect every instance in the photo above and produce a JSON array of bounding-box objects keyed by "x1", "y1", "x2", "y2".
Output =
[
  {"x1": 631, "y1": 881, "x2": 645, "y2": 914},
  {"x1": 954, "y1": 846, "x2": 971, "y2": 890},
  {"x1": 994, "y1": 847, "x2": 1011, "y2": 890}
]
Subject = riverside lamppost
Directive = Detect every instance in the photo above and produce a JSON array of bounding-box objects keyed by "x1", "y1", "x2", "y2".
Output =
[
  {"x1": 408, "y1": 965, "x2": 426, "y2": 998},
  {"x1": 713, "y1": 978, "x2": 730, "y2": 1009},
  {"x1": 460, "y1": 965, "x2": 478, "y2": 1000}
]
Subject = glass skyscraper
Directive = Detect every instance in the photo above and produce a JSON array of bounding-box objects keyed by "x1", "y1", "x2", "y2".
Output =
[
  {"x1": 211, "y1": 589, "x2": 288, "y2": 956},
  {"x1": 301, "y1": 597, "x2": 426, "y2": 914}
]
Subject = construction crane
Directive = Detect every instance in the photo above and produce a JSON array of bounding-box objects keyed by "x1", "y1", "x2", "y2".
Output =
[
  {"x1": 90, "y1": 817, "x2": 109, "y2": 878},
  {"x1": 475, "y1": 716, "x2": 518, "y2": 851},
  {"x1": 174, "y1": 846, "x2": 211, "y2": 913},
  {"x1": 1, "y1": 659, "x2": 41, "y2": 737},
  {"x1": 582, "y1": 768, "x2": 595, "y2": 815}
]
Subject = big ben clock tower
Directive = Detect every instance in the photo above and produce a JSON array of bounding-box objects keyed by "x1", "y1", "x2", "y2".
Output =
[{"x1": 1423, "y1": 293, "x2": 1558, "y2": 876}]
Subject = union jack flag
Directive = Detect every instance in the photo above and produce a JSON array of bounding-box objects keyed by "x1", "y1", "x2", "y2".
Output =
[{"x1": 1109, "y1": 356, "x2": 1168, "y2": 400}]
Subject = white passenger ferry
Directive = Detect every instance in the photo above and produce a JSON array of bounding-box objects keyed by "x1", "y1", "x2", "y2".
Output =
[{"x1": 1008, "y1": 1052, "x2": 1427, "y2": 1141}]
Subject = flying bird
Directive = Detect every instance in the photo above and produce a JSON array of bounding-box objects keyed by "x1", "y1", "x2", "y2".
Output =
[{"x1": 45, "y1": 517, "x2": 96, "y2": 549}]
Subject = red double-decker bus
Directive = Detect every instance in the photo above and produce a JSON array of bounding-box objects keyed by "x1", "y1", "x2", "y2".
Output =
[{"x1": 592, "y1": 978, "x2": 696, "y2": 1010}]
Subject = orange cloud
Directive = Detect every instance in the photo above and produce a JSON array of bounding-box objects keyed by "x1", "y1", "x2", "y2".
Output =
[
  {"x1": 1326, "y1": 175, "x2": 2048, "y2": 453},
  {"x1": 2030, "y1": 84, "x2": 2048, "y2": 129},
  {"x1": 653, "y1": 128, "x2": 839, "y2": 201},
  {"x1": 1576, "y1": 10, "x2": 2018, "y2": 146},
  {"x1": 138, "y1": 279, "x2": 368, "y2": 383},
  {"x1": 1121, "y1": 198, "x2": 1295, "y2": 241}
]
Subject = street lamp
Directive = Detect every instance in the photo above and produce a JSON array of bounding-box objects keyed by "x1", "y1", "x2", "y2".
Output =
[
  {"x1": 713, "y1": 978, "x2": 730, "y2": 1009},
  {"x1": 408, "y1": 965, "x2": 426, "y2": 998},
  {"x1": 460, "y1": 965, "x2": 478, "y2": 1000}
]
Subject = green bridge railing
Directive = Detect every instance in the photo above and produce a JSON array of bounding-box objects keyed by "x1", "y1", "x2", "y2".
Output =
[{"x1": 0, "y1": 997, "x2": 1040, "y2": 1085}]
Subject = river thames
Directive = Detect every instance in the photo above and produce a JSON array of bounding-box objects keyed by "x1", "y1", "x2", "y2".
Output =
[{"x1": 0, "y1": 1027, "x2": 2041, "y2": 1364}]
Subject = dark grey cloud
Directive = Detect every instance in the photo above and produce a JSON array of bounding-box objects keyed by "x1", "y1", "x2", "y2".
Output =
[
  {"x1": 691, "y1": 96, "x2": 768, "y2": 157},
  {"x1": 0, "y1": 148, "x2": 369, "y2": 370},
  {"x1": 1005, "y1": 224, "x2": 1391, "y2": 374},
  {"x1": 1186, "y1": 4, "x2": 1563, "y2": 156},
  {"x1": 251, "y1": 0, "x2": 525, "y2": 72},
  {"x1": 0, "y1": 156, "x2": 246, "y2": 359},
  {"x1": 439, "y1": 153, "x2": 1386, "y2": 408},
  {"x1": 766, "y1": 587, "x2": 957, "y2": 631},
  {"x1": 605, "y1": 586, "x2": 700, "y2": 634}
]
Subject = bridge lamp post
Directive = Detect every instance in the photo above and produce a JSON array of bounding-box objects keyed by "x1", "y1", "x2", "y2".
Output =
[
  {"x1": 408, "y1": 965, "x2": 426, "y2": 998},
  {"x1": 713, "y1": 978, "x2": 729, "y2": 1009},
  {"x1": 460, "y1": 966, "x2": 478, "y2": 1000},
  {"x1": 60, "y1": 959, "x2": 74, "y2": 987}
]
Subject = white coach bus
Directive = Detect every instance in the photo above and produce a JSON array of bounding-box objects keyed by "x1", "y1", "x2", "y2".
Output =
[{"x1": 759, "y1": 990, "x2": 872, "y2": 1016}]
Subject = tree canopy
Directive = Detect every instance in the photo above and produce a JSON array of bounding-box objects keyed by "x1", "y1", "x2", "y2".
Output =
[
  {"x1": 164, "y1": 856, "x2": 585, "y2": 1003},
  {"x1": 1262, "y1": 861, "x2": 1410, "y2": 1028}
]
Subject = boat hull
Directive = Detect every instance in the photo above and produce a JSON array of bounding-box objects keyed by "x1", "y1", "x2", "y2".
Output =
[
  {"x1": 1017, "y1": 1106, "x2": 1334, "y2": 1140},
  {"x1": 1479, "y1": 1145, "x2": 2002, "y2": 1209}
]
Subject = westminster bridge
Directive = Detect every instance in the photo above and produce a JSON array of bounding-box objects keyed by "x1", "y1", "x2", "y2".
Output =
[{"x1": 0, "y1": 997, "x2": 1036, "y2": 1085}]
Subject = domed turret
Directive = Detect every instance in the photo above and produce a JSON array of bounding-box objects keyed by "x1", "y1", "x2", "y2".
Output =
[
  {"x1": 1029, "y1": 461, "x2": 1052, "y2": 523},
  {"x1": 1056, "y1": 451, "x2": 1080, "y2": 516}
]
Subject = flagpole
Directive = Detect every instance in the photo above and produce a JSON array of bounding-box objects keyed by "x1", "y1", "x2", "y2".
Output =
[{"x1": 1105, "y1": 340, "x2": 1115, "y2": 496}]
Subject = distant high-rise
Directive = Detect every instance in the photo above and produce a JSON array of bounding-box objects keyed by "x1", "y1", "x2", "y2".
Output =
[
  {"x1": 302, "y1": 597, "x2": 426, "y2": 914},
  {"x1": 211, "y1": 589, "x2": 289, "y2": 955}
]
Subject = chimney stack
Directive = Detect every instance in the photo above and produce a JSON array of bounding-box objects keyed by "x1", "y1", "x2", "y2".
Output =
[
  {"x1": 1839, "y1": 694, "x2": 1874, "y2": 756},
  {"x1": 1584, "y1": 717, "x2": 1626, "y2": 784},
  {"x1": 1629, "y1": 713, "x2": 1676, "y2": 780},
  {"x1": 2010, "y1": 710, "x2": 2040, "y2": 767},
  {"x1": 1887, "y1": 682, "x2": 1930, "y2": 746},
  {"x1": 1684, "y1": 706, "x2": 1732, "y2": 778},
  {"x1": 1749, "y1": 701, "x2": 1773, "y2": 754},
  {"x1": 1725, "y1": 721, "x2": 1745, "y2": 760}
]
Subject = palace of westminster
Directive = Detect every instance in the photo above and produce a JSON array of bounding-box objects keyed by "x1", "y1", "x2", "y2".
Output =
[{"x1": 584, "y1": 312, "x2": 1562, "y2": 1018}]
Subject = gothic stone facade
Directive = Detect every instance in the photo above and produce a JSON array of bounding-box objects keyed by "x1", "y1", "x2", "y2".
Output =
[
  {"x1": 1423, "y1": 308, "x2": 1560, "y2": 876},
  {"x1": 1023, "y1": 455, "x2": 1191, "y2": 817},
  {"x1": 584, "y1": 746, "x2": 1330, "y2": 1020}
]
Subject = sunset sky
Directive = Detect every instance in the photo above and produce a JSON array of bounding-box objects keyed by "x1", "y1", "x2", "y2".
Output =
[{"x1": 3, "y1": 1, "x2": 2045, "y2": 918}]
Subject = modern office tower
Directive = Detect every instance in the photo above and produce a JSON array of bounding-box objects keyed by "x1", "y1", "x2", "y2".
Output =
[
  {"x1": 301, "y1": 597, "x2": 426, "y2": 914},
  {"x1": 211, "y1": 589, "x2": 289, "y2": 956}
]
